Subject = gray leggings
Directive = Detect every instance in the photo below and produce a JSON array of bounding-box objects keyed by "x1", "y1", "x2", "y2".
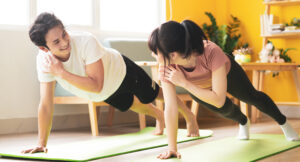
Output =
[{"x1": 190, "y1": 55, "x2": 286, "y2": 125}]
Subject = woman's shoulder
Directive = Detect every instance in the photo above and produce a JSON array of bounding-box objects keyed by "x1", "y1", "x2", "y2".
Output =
[{"x1": 203, "y1": 40, "x2": 218, "y2": 49}]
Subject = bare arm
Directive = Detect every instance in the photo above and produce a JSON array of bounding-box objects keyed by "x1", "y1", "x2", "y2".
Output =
[
  {"x1": 157, "y1": 66, "x2": 182, "y2": 159},
  {"x1": 38, "y1": 81, "x2": 55, "y2": 147},
  {"x1": 182, "y1": 64, "x2": 227, "y2": 108},
  {"x1": 59, "y1": 59, "x2": 104, "y2": 93},
  {"x1": 161, "y1": 81, "x2": 178, "y2": 152},
  {"x1": 43, "y1": 55, "x2": 104, "y2": 93},
  {"x1": 165, "y1": 64, "x2": 227, "y2": 108},
  {"x1": 22, "y1": 81, "x2": 55, "y2": 153}
]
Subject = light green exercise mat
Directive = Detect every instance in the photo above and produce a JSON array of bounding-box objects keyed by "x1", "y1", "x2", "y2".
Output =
[
  {"x1": 0, "y1": 127, "x2": 212, "y2": 162},
  {"x1": 137, "y1": 134, "x2": 300, "y2": 162}
]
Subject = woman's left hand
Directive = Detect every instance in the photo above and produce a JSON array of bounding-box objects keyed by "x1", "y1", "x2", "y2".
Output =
[
  {"x1": 157, "y1": 150, "x2": 181, "y2": 159},
  {"x1": 42, "y1": 54, "x2": 65, "y2": 77},
  {"x1": 164, "y1": 65, "x2": 187, "y2": 87}
]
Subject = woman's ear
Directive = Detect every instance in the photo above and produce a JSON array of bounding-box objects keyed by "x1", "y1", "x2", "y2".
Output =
[
  {"x1": 170, "y1": 52, "x2": 177, "y2": 60},
  {"x1": 170, "y1": 52, "x2": 181, "y2": 62}
]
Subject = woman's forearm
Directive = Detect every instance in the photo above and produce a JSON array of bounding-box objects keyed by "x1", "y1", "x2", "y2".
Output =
[
  {"x1": 182, "y1": 80, "x2": 226, "y2": 108},
  {"x1": 161, "y1": 81, "x2": 179, "y2": 151},
  {"x1": 165, "y1": 105, "x2": 178, "y2": 151}
]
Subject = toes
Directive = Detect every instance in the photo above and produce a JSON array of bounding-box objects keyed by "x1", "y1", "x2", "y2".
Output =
[
  {"x1": 191, "y1": 133, "x2": 199, "y2": 137},
  {"x1": 153, "y1": 130, "x2": 163, "y2": 136}
]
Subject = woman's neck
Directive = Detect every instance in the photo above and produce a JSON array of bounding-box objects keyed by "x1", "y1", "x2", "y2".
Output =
[{"x1": 180, "y1": 54, "x2": 197, "y2": 69}]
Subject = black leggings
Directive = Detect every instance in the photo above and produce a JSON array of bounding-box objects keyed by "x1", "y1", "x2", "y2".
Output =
[{"x1": 190, "y1": 55, "x2": 286, "y2": 125}]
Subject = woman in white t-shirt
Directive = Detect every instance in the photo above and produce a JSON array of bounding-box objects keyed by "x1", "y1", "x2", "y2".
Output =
[{"x1": 22, "y1": 13, "x2": 200, "y2": 154}]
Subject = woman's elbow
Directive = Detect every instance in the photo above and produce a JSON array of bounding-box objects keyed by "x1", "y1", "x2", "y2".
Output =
[{"x1": 215, "y1": 96, "x2": 226, "y2": 108}]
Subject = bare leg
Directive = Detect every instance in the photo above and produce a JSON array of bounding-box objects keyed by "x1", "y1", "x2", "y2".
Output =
[
  {"x1": 156, "y1": 88, "x2": 199, "y2": 137},
  {"x1": 130, "y1": 96, "x2": 165, "y2": 135},
  {"x1": 177, "y1": 98, "x2": 199, "y2": 137}
]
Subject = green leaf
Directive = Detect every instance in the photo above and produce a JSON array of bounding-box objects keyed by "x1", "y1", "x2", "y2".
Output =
[{"x1": 283, "y1": 48, "x2": 296, "y2": 56}]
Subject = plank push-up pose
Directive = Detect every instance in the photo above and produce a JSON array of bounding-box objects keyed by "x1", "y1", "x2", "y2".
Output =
[{"x1": 148, "y1": 19, "x2": 300, "y2": 159}]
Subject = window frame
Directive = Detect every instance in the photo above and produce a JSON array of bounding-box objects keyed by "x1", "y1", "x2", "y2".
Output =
[{"x1": 0, "y1": 0, "x2": 166, "y2": 38}]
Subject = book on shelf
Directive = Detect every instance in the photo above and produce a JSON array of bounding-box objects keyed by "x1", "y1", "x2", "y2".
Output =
[{"x1": 260, "y1": 14, "x2": 273, "y2": 35}]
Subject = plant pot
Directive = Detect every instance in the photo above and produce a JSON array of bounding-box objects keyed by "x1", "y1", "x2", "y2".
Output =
[{"x1": 234, "y1": 54, "x2": 251, "y2": 63}]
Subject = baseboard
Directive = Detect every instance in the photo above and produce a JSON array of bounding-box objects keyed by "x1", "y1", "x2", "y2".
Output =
[
  {"x1": 0, "y1": 110, "x2": 155, "y2": 135},
  {"x1": 278, "y1": 105, "x2": 300, "y2": 118}
]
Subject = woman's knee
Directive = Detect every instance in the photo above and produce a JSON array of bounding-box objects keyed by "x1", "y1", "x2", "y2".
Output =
[
  {"x1": 218, "y1": 98, "x2": 239, "y2": 117},
  {"x1": 155, "y1": 88, "x2": 164, "y2": 101}
]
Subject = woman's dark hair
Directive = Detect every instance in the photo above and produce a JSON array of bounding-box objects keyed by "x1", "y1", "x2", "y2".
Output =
[
  {"x1": 29, "y1": 12, "x2": 64, "y2": 49},
  {"x1": 148, "y1": 20, "x2": 207, "y2": 65}
]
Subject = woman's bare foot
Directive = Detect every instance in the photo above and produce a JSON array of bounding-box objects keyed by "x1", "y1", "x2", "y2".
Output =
[
  {"x1": 186, "y1": 114, "x2": 199, "y2": 137},
  {"x1": 153, "y1": 111, "x2": 165, "y2": 135}
]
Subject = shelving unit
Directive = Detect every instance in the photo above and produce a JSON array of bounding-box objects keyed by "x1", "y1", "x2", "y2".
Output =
[
  {"x1": 243, "y1": 1, "x2": 300, "y2": 122},
  {"x1": 262, "y1": 0, "x2": 300, "y2": 45}
]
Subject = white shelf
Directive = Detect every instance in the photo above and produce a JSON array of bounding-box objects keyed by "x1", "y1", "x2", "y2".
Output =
[
  {"x1": 264, "y1": 0, "x2": 300, "y2": 6},
  {"x1": 262, "y1": 32, "x2": 300, "y2": 38}
]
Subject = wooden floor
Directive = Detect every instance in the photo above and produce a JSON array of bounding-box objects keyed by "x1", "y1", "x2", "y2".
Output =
[{"x1": 0, "y1": 116, "x2": 300, "y2": 162}]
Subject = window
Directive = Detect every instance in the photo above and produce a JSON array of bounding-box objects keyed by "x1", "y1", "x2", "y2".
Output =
[
  {"x1": 37, "y1": 0, "x2": 93, "y2": 26},
  {"x1": 0, "y1": 0, "x2": 29, "y2": 25},
  {"x1": 0, "y1": 0, "x2": 164, "y2": 37},
  {"x1": 99, "y1": 0, "x2": 162, "y2": 33}
]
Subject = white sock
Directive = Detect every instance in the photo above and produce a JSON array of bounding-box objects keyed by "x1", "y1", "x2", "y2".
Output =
[
  {"x1": 280, "y1": 122, "x2": 300, "y2": 141},
  {"x1": 237, "y1": 118, "x2": 250, "y2": 140}
]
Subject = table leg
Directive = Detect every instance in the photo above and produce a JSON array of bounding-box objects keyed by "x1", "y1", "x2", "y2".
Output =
[
  {"x1": 251, "y1": 70, "x2": 260, "y2": 123},
  {"x1": 292, "y1": 70, "x2": 300, "y2": 102},
  {"x1": 256, "y1": 71, "x2": 265, "y2": 119},
  {"x1": 240, "y1": 101, "x2": 249, "y2": 117}
]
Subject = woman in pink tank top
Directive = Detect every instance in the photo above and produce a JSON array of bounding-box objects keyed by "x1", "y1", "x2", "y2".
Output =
[{"x1": 148, "y1": 20, "x2": 299, "y2": 160}]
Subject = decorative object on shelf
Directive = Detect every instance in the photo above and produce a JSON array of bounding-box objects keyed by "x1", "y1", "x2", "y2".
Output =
[
  {"x1": 259, "y1": 41, "x2": 294, "y2": 63},
  {"x1": 259, "y1": 41, "x2": 295, "y2": 77},
  {"x1": 202, "y1": 12, "x2": 245, "y2": 56},
  {"x1": 284, "y1": 17, "x2": 300, "y2": 31},
  {"x1": 271, "y1": 24, "x2": 285, "y2": 32},
  {"x1": 233, "y1": 44, "x2": 252, "y2": 63},
  {"x1": 290, "y1": 17, "x2": 300, "y2": 27},
  {"x1": 261, "y1": 15, "x2": 300, "y2": 36}
]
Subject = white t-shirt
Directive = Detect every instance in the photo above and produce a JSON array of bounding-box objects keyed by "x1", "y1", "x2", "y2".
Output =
[{"x1": 36, "y1": 31, "x2": 126, "y2": 102}]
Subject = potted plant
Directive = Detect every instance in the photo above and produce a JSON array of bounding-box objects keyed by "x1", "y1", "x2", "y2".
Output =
[
  {"x1": 202, "y1": 12, "x2": 245, "y2": 57},
  {"x1": 233, "y1": 43, "x2": 252, "y2": 63}
]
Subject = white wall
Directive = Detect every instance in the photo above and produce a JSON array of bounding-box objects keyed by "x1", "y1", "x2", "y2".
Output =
[{"x1": 0, "y1": 29, "x2": 40, "y2": 118}]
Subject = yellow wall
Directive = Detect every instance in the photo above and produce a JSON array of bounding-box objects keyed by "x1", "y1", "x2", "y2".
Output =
[{"x1": 166, "y1": 0, "x2": 300, "y2": 102}]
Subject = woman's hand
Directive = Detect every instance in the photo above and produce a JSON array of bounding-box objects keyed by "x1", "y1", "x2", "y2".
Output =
[
  {"x1": 42, "y1": 54, "x2": 65, "y2": 77},
  {"x1": 157, "y1": 150, "x2": 181, "y2": 159},
  {"x1": 159, "y1": 65, "x2": 187, "y2": 87},
  {"x1": 21, "y1": 146, "x2": 48, "y2": 154}
]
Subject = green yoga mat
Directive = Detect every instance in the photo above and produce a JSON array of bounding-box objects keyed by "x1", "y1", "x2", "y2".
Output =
[
  {"x1": 0, "y1": 127, "x2": 212, "y2": 162},
  {"x1": 137, "y1": 134, "x2": 300, "y2": 162}
]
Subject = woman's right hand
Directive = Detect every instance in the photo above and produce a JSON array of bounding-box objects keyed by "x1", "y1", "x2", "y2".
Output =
[
  {"x1": 157, "y1": 150, "x2": 181, "y2": 159},
  {"x1": 21, "y1": 146, "x2": 48, "y2": 154}
]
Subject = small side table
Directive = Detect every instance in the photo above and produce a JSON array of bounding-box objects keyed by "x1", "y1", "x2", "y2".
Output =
[{"x1": 241, "y1": 63, "x2": 300, "y2": 123}]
